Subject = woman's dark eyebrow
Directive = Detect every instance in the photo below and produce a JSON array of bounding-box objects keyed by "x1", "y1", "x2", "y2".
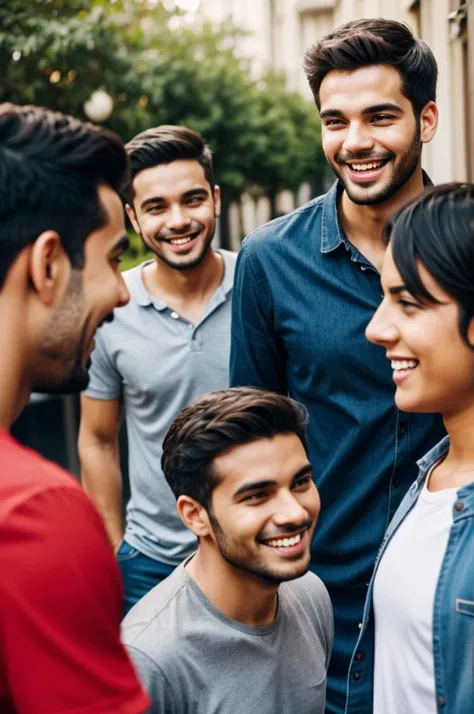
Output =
[{"x1": 389, "y1": 285, "x2": 408, "y2": 295}]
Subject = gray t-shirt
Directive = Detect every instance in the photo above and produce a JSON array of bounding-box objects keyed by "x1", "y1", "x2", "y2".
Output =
[
  {"x1": 84, "y1": 251, "x2": 236, "y2": 565},
  {"x1": 122, "y1": 561, "x2": 333, "y2": 714}
]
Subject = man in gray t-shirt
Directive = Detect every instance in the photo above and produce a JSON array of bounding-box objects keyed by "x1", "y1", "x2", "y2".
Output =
[
  {"x1": 122, "y1": 388, "x2": 333, "y2": 713},
  {"x1": 78, "y1": 125, "x2": 235, "y2": 614}
]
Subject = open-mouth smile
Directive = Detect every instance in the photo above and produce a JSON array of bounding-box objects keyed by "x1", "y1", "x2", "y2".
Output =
[
  {"x1": 259, "y1": 526, "x2": 310, "y2": 557},
  {"x1": 345, "y1": 158, "x2": 390, "y2": 183},
  {"x1": 163, "y1": 232, "x2": 200, "y2": 252},
  {"x1": 390, "y1": 358, "x2": 419, "y2": 385}
]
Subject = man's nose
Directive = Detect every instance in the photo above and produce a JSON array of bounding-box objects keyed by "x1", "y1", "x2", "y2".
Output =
[
  {"x1": 272, "y1": 491, "x2": 310, "y2": 528},
  {"x1": 166, "y1": 205, "x2": 191, "y2": 231},
  {"x1": 342, "y1": 121, "x2": 374, "y2": 155},
  {"x1": 116, "y1": 272, "x2": 130, "y2": 308}
]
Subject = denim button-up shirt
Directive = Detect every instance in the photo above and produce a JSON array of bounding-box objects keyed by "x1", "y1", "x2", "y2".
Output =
[
  {"x1": 230, "y1": 178, "x2": 445, "y2": 713},
  {"x1": 346, "y1": 436, "x2": 474, "y2": 714}
]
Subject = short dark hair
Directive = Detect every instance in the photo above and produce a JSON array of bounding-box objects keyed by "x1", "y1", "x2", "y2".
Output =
[
  {"x1": 0, "y1": 103, "x2": 129, "y2": 290},
  {"x1": 162, "y1": 387, "x2": 309, "y2": 509},
  {"x1": 125, "y1": 125, "x2": 215, "y2": 203},
  {"x1": 386, "y1": 183, "x2": 474, "y2": 346},
  {"x1": 304, "y1": 18, "x2": 437, "y2": 115}
]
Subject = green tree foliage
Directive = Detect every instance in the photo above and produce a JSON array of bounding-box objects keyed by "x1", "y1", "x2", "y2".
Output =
[{"x1": 1, "y1": 0, "x2": 324, "y2": 243}]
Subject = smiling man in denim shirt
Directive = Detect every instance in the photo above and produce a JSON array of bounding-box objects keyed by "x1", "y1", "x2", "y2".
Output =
[{"x1": 230, "y1": 19, "x2": 446, "y2": 714}]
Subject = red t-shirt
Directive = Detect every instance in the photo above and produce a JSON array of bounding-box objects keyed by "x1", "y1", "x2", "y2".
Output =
[{"x1": 0, "y1": 429, "x2": 150, "y2": 714}]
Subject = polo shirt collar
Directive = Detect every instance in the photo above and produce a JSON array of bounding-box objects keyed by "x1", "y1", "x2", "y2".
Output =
[
  {"x1": 132, "y1": 249, "x2": 234, "y2": 309},
  {"x1": 218, "y1": 249, "x2": 235, "y2": 297},
  {"x1": 320, "y1": 170, "x2": 434, "y2": 254},
  {"x1": 133, "y1": 260, "x2": 166, "y2": 310}
]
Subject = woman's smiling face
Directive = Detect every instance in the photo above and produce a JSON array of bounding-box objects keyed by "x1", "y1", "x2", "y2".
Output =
[{"x1": 366, "y1": 245, "x2": 474, "y2": 418}]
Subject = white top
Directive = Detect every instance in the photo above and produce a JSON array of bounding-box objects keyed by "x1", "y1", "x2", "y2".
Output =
[{"x1": 373, "y1": 473, "x2": 458, "y2": 714}]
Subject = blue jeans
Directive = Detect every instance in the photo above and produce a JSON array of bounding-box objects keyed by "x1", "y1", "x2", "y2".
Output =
[{"x1": 117, "y1": 540, "x2": 175, "y2": 617}]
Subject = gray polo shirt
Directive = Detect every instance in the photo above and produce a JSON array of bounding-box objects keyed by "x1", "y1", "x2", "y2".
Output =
[
  {"x1": 84, "y1": 250, "x2": 236, "y2": 565},
  {"x1": 122, "y1": 561, "x2": 333, "y2": 714}
]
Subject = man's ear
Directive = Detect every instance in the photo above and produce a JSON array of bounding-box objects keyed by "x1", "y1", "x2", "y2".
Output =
[
  {"x1": 213, "y1": 185, "x2": 221, "y2": 218},
  {"x1": 420, "y1": 101, "x2": 438, "y2": 145},
  {"x1": 177, "y1": 495, "x2": 212, "y2": 537},
  {"x1": 125, "y1": 204, "x2": 140, "y2": 235},
  {"x1": 29, "y1": 231, "x2": 69, "y2": 304}
]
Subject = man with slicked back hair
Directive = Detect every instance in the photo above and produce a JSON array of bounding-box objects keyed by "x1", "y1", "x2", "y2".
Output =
[
  {"x1": 0, "y1": 103, "x2": 149, "y2": 714},
  {"x1": 123, "y1": 387, "x2": 333, "y2": 714},
  {"x1": 230, "y1": 19, "x2": 446, "y2": 713},
  {"x1": 79, "y1": 125, "x2": 236, "y2": 614}
]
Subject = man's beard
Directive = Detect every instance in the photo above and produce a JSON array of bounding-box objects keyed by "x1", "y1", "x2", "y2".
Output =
[
  {"x1": 33, "y1": 272, "x2": 92, "y2": 395},
  {"x1": 140, "y1": 216, "x2": 216, "y2": 272},
  {"x1": 208, "y1": 510, "x2": 311, "y2": 586},
  {"x1": 330, "y1": 122, "x2": 422, "y2": 206}
]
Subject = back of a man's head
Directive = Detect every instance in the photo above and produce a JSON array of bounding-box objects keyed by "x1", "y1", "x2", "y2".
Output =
[
  {"x1": 304, "y1": 18, "x2": 438, "y2": 115},
  {"x1": 125, "y1": 125, "x2": 214, "y2": 204},
  {"x1": 162, "y1": 387, "x2": 309, "y2": 510},
  {"x1": 0, "y1": 103, "x2": 128, "y2": 290}
]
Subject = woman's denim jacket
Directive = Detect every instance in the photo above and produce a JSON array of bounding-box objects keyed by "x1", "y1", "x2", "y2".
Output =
[{"x1": 345, "y1": 436, "x2": 474, "y2": 714}]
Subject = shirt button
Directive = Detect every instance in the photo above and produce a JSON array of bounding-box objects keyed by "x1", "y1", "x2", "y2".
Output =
[
  {"x1": 399, "y1": 424, "x2": 406, "y2": 435},
  {"x1": 437, "y1": 696, "x2": 445, "y2": 708},
  {"x1": 454, "y1": 501, "x2": 464, "y2": 512},
  {"x1": 355, "y1": 652, "x2": 364, "y2": 661},
  {"x1": 170, "y1": 311, "x2": 179, "y2": 319},
  {"x1": 353, "y1": 672, "x2": 361, "y2": 680},
  {"x1": 357, "y1": 622, "x2": 362, "y2": 630}
]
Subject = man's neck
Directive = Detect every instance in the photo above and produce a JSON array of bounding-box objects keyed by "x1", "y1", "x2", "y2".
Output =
[
  {"x1": 144, "y1": 249, "x2": 223, "y2": 304},
  {"x1": 339, "y1": 168, "x2": 425, "y2": 271},
  {"x1": 185, "y1": 548, "x2": 279, "y2": 627}
]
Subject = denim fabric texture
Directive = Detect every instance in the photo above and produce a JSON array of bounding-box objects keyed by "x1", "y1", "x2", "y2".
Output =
[
  {"x1": 346, "y1": 436, "x2": 474, "y2": 714},
  {"x1": 117, "y1": 540, "x2": 175, "y2": 616},
  {"x1": 230, "y1": 177, "x2": 445, "y2": 713}
]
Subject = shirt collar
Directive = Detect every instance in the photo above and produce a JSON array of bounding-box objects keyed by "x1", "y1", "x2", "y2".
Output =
[
  {"x1": 132, "y1": 250, "x2": 234, "y2": 309},
  {"x1": 320, "y1": 170, "x2": 434, "y2": 254},
  {"x1": 415, "y1": 435, "x2": 474, "y2": 504},
  {"x1": 416, "y1": 435, "x2": 450, "y2": 474}
]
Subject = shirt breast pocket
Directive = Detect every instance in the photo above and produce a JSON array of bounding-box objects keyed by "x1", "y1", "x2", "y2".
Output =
[{"x1": 456, "y1": 598, "x2": 474, "y2": 617}]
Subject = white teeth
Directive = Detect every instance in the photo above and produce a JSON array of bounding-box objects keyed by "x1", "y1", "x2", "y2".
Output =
[
  {"x1": 266, "y1": 533, "x2": 302, "y2": 548},
  {"x1": 169, "y1": 237, "x2": 193, "y2": 245},
  {"x1": 391, "y1": 359, "x2": 418, "y2": 370},
  {"x1": 350, "y1": 162, "x2": 384, "y2": 171}
]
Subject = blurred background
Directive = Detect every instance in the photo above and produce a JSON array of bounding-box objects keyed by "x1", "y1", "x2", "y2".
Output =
[{"x1": 2, "y1": 0, "x2": 472, "y2": 473}]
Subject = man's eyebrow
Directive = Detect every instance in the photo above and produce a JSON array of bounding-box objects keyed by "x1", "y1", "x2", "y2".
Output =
[
  {"x1": 320, "y1": 103, "x2": 403, "y2": 120},
  {"x1": 233, "y1": 463, "x2": 313, "y2": 499},
  {"x1": 109, "y1": 235, "x2": 130, "y2": 255},
  {"x1": 291, "y1": 464, "x2": 313, "y2": 483},
  {"x1": 182, "y1": 188, "x2": 209, "y2": 199},
  {"x1": 140, "y1": 195, "x2": 165, "y2": 211},
  {"x1": 320, "y1": 108, "x2": 344, "y2": 120},
  {"x1": 233, "y1": 479, "x2": 277, "y2": 499},
  {"x1": 140, "y1": 187, "x2": 209, "y2": 211},
  {"x1": 388, "y1": 284, "x2": 408, "y2": 295},
  {"x1": 361, "y1": 103, "x2": 403, "y2": 115}
]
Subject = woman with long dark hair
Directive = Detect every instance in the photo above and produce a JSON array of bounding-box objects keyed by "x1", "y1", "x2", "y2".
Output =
[{"x1": 346, "y1": 183, "x2": 474, "y2": 714}]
